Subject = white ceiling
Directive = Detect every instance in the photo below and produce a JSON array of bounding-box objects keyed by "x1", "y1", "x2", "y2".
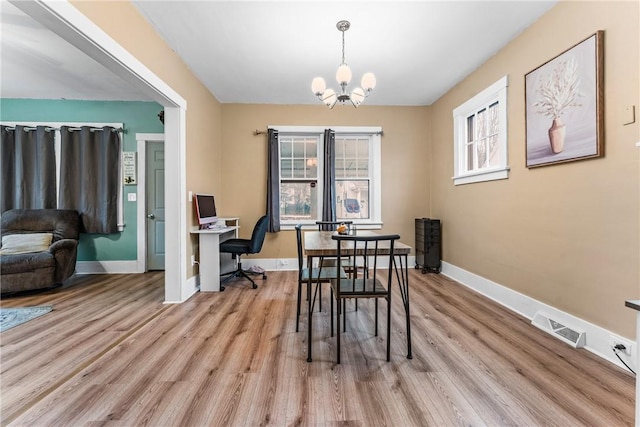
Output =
[
  {"x1": 0, "y1": 1, "x2": 151, "y2": 101},
  {"x1": 1, "y1": 1, "x2": 557, "y2": 106}
]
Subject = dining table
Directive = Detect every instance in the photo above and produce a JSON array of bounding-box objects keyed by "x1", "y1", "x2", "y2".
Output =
[{"x1": 303, "y1": 230, "x2": 413, "y2": 362}]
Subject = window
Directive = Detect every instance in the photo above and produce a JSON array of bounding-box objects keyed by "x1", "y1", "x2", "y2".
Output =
[
  {"x1": 453, "y1": 76, "x2": 509, "y2": 185},
  {"x1": 335, "y1": 135, "x2": 370, "y2": 220},
  {"x1": 279, "y1": 135, "x2": 320, "y2": 222},
  {"x1": 276, "y1": 126, "x2": 381, "y2": 229}
]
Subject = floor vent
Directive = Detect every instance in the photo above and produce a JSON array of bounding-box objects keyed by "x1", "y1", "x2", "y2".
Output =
[{"x1": 532, "y1": 312, "x2": 586, "y2": 348}]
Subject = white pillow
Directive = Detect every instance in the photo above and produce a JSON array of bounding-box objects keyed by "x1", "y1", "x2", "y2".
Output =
[{"x1": 0, "y1": 233, "x2": 53, "y2": 255}]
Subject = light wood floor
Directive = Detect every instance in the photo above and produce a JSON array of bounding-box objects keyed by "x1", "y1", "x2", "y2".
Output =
[{"x1": 0, "y1": 270, "x2": 634, "y2": 426}]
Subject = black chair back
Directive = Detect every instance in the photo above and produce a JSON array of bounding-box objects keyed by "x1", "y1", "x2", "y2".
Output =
[
  {"x1": 295, "y1": 224, "x2": 304, "y2": 278},
  {"x1": 332, "y1": 233, "x2": 400, "y2": 297},
  {"x1": 249, "y1": 215, "x2": 269, "y2": 253}
]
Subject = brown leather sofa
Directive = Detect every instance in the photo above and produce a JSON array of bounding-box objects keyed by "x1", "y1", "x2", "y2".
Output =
[{"x1": 1, "y1": 209, "x2": 80, "y2": 294}]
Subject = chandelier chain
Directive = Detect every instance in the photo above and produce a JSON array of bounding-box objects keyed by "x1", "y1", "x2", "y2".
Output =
[{"x1": 341, "y1": 30, "x2": 346, "y2": 65}]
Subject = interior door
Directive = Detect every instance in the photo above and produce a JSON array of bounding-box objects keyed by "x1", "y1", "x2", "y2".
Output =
[{"x1": 146, "y1": 141, "x2": 165, "y2": 270}]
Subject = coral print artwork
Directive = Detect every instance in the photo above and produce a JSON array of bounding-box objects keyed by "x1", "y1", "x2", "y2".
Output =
[{"x1": 525, "y1": 31, "x2": 603, "y2": 168}]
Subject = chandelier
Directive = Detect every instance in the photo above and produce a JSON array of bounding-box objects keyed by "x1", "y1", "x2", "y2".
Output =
[{"x1": 311, "y1": 20, "x2": 376, "y2": 109}]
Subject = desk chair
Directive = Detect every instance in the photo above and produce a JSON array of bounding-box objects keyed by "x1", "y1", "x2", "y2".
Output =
[
  {"x1": 219, "y1": 215, "x2": 268, "y2": 290},
  {"x1": 295, "y1": 225, "x2": 346, "y2": 332},
  {"x1": 330, "y1": 233, "x2": 400, "y2": 364}
]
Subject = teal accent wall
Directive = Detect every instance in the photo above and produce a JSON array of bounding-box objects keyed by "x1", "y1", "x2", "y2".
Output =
[{"x1": 0, "y1": 99, "x2": 164, "y2": 261}]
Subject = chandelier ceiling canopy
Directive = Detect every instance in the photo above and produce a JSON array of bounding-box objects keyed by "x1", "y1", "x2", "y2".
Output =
[{"x1": 311, "y1": 20, "x2": 376, "y2": 109}]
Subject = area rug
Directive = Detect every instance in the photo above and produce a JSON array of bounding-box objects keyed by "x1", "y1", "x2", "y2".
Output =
[{"x1": 0, "y1": 305, "x2": 53, "y2": 333}]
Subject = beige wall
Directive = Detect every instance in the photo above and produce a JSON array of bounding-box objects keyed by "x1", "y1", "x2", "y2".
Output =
[
  {"x1": 70, "y1": 1, "x2": 223, "y2": 277},
  {"x1": 430, "y1": 1, "x2": 639, "y2": 338},
  {"x1": 220, "y1": 104, "x2": 431, "y2": 259}
]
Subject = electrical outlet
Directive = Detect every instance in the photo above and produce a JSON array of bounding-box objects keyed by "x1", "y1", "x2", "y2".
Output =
[
  {"x1": 278, "y1": 260, "x2": 288, "y2": 267},
  {"x1": 609, "y1": 335, "x2": 632, "y2": 356},
  {"x1": 191, "y1": 255, "x2": 196, "y2": 266}
]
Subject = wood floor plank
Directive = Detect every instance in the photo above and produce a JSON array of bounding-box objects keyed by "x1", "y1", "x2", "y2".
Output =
[{"x1": 1, "y1": 270, "x2": 634, "y2": 426}]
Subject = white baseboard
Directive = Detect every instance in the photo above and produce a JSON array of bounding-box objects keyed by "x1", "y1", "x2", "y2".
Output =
[
  {"x1": 441, "y1": 261, "x2": 637, "y2": 373},
  {"x1": 163, "y1": 275, "x2": 198, "y2": 304},
  {"x1": 241, "y1": 258, "x2": 296, "y2": 271},
  {"x1": 75, "y1": 260, "x2": 141, "y2": 274}
]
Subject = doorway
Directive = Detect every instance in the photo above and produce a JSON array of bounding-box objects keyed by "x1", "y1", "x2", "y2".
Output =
[
  {"x1": 146, "y1": 141, "x2": 165, "y2": 270},
  {"x1": 18, "y1": 1, "x2": 188, "y2": 302},
  {"x1": 137, "y1": 133, "x2": 165, "y2": 272}
]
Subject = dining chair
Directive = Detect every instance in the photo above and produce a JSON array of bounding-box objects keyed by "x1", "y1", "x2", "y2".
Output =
[
  {"x1": 330, "y1": 233, "x2": 400, "y2": 364},
  {"x1": 295, "y1": 224, "x2": 347, "y2": 332}
]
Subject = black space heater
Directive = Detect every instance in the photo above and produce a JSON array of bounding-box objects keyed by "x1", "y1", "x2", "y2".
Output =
[{"x1": 415, "y1": 218, "x2": 441, "y2": 274}]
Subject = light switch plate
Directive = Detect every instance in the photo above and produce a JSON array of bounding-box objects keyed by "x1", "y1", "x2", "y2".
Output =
[
  {"x1": 188, "y1": 191, "x2": 193, "y2": 202},
  {"x1": 127, "y1": 193, "x2": 137, "y2": 202},
  {"x1": 623, "y1": 105, "x2": 636, "y2": 125}
]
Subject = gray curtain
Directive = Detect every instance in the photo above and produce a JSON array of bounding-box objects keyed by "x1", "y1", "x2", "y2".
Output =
[
  {"x1": 59, "y1": 126, "x2": 120, "y2": 234},
  {"x1": 1, "y1": 125, "x2": 57, "y2": 213},
  {"x1": 320, "y1": 129, "x2": 336, "y2": 230},
  {"x1": 266, "y1": 128, "x2": 280, "y2": 232}
]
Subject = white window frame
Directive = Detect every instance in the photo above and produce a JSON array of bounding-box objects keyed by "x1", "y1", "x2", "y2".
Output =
[
  {"x1": 1, "y1": 121, "x2": 125, "y2": 230},
  {"x1": 273, "y1": 125, "x2": 382, "y2": 230},
  {"x1": 452, "y1": 76, "x2": 509, "y2": 185}
]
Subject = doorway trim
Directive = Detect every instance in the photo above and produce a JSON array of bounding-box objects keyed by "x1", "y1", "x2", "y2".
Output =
[
  {"x1": 136, "y1": 133, "x2": 165, "y2": 273},
  {"x1": 13, "y1": 1, "x2": 190, "y2": 302}
]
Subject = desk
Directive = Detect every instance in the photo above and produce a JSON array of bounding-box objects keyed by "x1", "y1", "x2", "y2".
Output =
[
  {"x1": 191, "y1": 217, "x2": 239, "y2": 292},
  {"x1": 304, "y1": 230, "x2": 412, "y2": 362}
]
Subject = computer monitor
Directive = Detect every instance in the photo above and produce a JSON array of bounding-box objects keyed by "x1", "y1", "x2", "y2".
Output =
[{"x1": 194, "y1": 194, "x2": 218, "y2": 228}]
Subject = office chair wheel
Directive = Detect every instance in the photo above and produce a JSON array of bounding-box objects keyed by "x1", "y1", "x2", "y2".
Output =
[
  {"x1": 220, "y1": 285, "x2": 225, "y2": 291},
  {"x1": 262, "y1": 274, "x2": 267, "y2": 280}
]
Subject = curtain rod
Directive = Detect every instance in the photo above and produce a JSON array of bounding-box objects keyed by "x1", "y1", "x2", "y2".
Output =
[
  {"x1": 254, "y1": 129, "x2": 384, "y2": 136},
  {"x1": 2, "y1": 125, "x2": 125, "y2": 133}
]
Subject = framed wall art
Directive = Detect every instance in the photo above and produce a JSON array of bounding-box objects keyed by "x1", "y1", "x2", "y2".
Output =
[{"x1": 525, "y1": 31, "x2": 604, "y2": 168}]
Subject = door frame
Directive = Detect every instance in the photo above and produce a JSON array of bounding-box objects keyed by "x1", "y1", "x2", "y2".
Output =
[
  {"x1": 13, "y1": 1, "x2": 190, "y2": 302},
  {"x1": 136, "y1": 133, "x2": 165, "y2": 273}
]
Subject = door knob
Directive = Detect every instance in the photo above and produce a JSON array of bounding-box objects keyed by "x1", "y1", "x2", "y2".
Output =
[{"x1": 147, "y1": 213, "x2": 155, "y2": 219}]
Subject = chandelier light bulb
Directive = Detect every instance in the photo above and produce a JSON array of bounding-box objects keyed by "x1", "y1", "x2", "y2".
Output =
[
  {"x1": 336, "y1": 64, "x2": 352, "y2": 85},
  {"x1": 361, "y1": 72, "x2": 377, "y2": 91},
  {"x1": 351, "y1": 87, "x2": 365, "y2": 106},
  {"x1": 311, "y1": 77, "x2": 326, "y2": 96},
  {"x1": 322, "y1": 88, "x2": 337, "y2": 106}
]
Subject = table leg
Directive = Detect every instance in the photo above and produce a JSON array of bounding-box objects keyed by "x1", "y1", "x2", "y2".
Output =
[
  {"x1": 307, "y1": 255, "x2": 313, "y2": 362},
  {"x1": 394, "y1": 254, "x2": 413, "y2": 359}
]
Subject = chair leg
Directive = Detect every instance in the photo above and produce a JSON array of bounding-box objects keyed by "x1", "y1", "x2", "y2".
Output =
[
  {"x1": 336, "y1": 297, "x2": 341, "y2": 364},
  {"x1": 296, "y1": 280, "x2": 302, "y2": 332},
  {"x1": 375, "y1": 299, "x2": 379, "y2": 336},
  {"x1": 220, "y1": 260, "x2": 264, "y2": 289},
  {"x1": 386, "y1": 297, "x2": 391, "y2": 362},
  {"x1": 342, "y1": 299, "x2": 346, "y2": 332},
  {"x1": 330, "y1": 291, "x2": 334, "y2": 337}
]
